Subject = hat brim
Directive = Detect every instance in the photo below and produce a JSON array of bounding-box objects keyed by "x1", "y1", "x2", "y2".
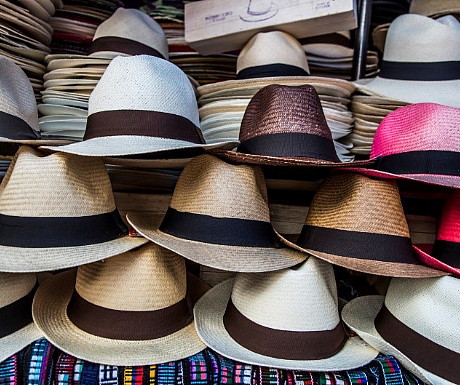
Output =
[
  {"x1": 0, "y1": 236, "x2": 148, "y2": 272},
  {"x1": 127, "y1": 213, "x2": 307, "y2": 273},
  {"x1": 104, "y1": 156, "x2": 193, "y2": 169},
  {"x1": 0, "y1": 137, "x2": 73, "y2": 146},
  {"x1": 194, "y1": 279, "x2": 378, "y2": 371},
  {"x1": 32, "y1": 269, "x2": 206, "y2": 366},
  {"x1": 342, "y1": 296, "x2": 454, "y2": 385},
  {"x1": 413, "y1": 245, "x2": 460, "y2": 276},
  {"x1": 0, "y1": 322, "x2": 43, "y2": 362}
]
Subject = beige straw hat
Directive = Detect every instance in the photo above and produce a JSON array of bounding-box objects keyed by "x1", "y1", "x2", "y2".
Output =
[
  {"x1": 194, "y1": 256, "x2": 379, "y2": 370},
  {"x1": 280, "y1": 173, "x2": 447, "y2": 278},
  {"x1": 410, "y1": 0, "x2": 460, "y2": 18},
  {"x1": 0, "y1": 272, "x2": 43, "y2": 361},
  {"x1": 32, "y1": 242, "x2": 207, "y2": 366},
  {"x1": 127, "y1": 154, "x2": 306, "y2": 272},
  {"x1": 342, "y1": 275, "x2": 460, "y2": 385},
  {"x1": 0, "y1": 145, "x2": 147, "y2": 272}
]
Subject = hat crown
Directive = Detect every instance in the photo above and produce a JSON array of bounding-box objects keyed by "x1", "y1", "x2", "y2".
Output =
[
  {"x1": 76, "y1": 243, "x2": 186, "y2": 311},
  {"x1": 437, "y1": 192, "x2": 460, "y2": 242},
  {"x1": 0, "y1": 146, "x2": 115, "y2": 217},
  {"x1": 0, "y1": 272, "x2": 36, "y2": 307},
  {"x1": 88, "y1": 55, "x2": 199, "y2": 127},
  {"x1": 231, "y1": 257, "x2": 340, "y2": 331},
  {"x1": 169, "y1": 154, "x2": 270, "y2": 221}
]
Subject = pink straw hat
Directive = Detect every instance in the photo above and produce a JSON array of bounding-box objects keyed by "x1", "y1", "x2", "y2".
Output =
[{"x1": 344, "y1": 103, "x2": 460, "y2": 188}]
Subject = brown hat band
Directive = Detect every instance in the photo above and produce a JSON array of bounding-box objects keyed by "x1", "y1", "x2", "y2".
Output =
[
  {"x1": 224, "y1": 299, "x2": 347, "y2": 360},
  {"x1": 432, "y1": 240, "x2": 460, "y2": 267},
  {"x1": 159, "y1": 207, "x2": 281, "y2": 247},
  {"x1": 89, "y1": 36, "x2": 165, "y2": 58},
  {"x1": 237, "y1": 64, "x2": 310, "y2": 80},
  {"x1": 298, "y1": 225, "x2": 419, "y2": 264},
  {"x1": 84, "y1": 110, "x2": 205, "y2": 143},
  {"x1": 0, "y1": 111, "x2": 41, "y2": 140},
  {"x1": 67, "y1": 290, "x2": 193, "y2": 340},
  {"x1": 238, "y1": 132, "x2": 340, "y2": 162},
  {"x1": 375, "y1": 305, "x2": 460, "y2": 382},
  {"x1": 0, "y1": 285, "x2": 35, "y2": 338}
]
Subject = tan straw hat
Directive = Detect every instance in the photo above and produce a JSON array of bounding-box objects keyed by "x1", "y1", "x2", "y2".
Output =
[
  {"x1": 32, "y1": 242, "x2": 206, "y2": 366},
  {"x1": 342, "y1": 275, "x2": 460, "y2": 385},
  {"x1": 410, "y1": 0, "x2": 460, "y2": 18},
  {"x1": 194, "y1": 256, "x2": 379, "y2": 370},
  {"x1": 0, "y1": 272, "x2": 43, "y2": 361},
  {"x1": 0, "y1": 146, "x2": 147, "y2": 272},
  {"x1": 280, "y1": 173, "x2": 447, "y2": 278},
  {"x1": 127, "y1": 154, "x2": 306, "y2": 272}
]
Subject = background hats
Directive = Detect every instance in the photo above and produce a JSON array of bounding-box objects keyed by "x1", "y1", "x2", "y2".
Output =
[
  {"x1": 42, "y1": 55, "x2": 236, "y2": 157},
  {"x1": 342, "y1": 275, "x2": 460, "y2": 385},
  {"x1": 0, "y1": 272, "x2": 42, "y2": 361},
  {"x1": 280, "y1": 173, "x2": 447, "y2": 278},
  {"x1": 0, "y1": 146, "x2": 147, "y2": 272},
  {"x1": 414, "y1": 191, "x2": 460, "y2": 276},
  {"x1": 410, "y1": 0, "x2": 460, "y2": 18},
  {"x1": 355, "y1": 14, "x2": 460, "y2": 107},
  {"x1": 32, "y1": 242, "x2": 206, "y2": 366},
  {"x1": 345, "y1": 103, "x2": 460, "y2": 189},
  {"x1": 194, "y1": 256, "x2": 378, "y2": 370},
  {"x1": 127, "y1": 154, "x2": 306, "y2": 272}
]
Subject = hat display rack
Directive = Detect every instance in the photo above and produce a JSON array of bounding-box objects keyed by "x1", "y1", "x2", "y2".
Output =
[{"x1": 0, "y1": 0, "x2": 459, "y2": 384}]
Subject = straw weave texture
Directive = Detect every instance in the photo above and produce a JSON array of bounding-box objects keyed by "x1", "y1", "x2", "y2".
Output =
[
  {"x1": 437, "y1": 192, "x2": 460, "y2": 241},
  {"x1": 0, "y1": 272, "x2": 36, "y2": 306}
]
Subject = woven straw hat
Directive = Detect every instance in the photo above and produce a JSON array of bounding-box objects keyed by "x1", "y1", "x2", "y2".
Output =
[
  {"x1": 127, "y1": 154, "x2": 306, "y2": 272},
  {"x1": 413, "y1": 191, "x2": 460, "y2": 276},
  {"x1": 194, "y1": 256, "x2": 379, "y2": 370},
  {"x1": 0, "y1": 146, "x2": 147, "y2": 272},
  {"x1": 410, "y1": 0, "x2": 460, "y2": 18},
  {"x1": 213, "y1": 84, "x2": 372, "y2": 167},
  {"x1": 32, "y1": 242, "x2": 207, "y2": 366},
  {"x1": 355, "y1": 14, "x2": 460, "y2": 107},
  {"x1": 0, "y1": 272, "x2": 43, "y2": 361},
  {"x1": 342, "y1": 275, "x2": 460, "y2": 385},
  {"x1": 344, "y1": 103, "x2": 460, "y2": 189},
  {"x1": 280, "y1": 173, "x2": 447, "y2": 278},
  {"x1": 88, "y1": 8, "x2": 169, "y2": 60},
  {"x1": 42, "y1": 55, "x2": 236, "y2": 157}
]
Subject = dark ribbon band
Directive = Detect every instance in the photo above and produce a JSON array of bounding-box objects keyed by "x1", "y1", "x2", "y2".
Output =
[
  {"x1": 84, "y1": 110, "x2": 204, "y2": 144},
  {"x1": 159, "y1": 207, "x2": 281, "y2": 247},
  {"x1": 379, "y1": 60, "x2": 460, "y2": 81},
  {"x1": 237, "y1": 64, "x2": 310, "y2": 80},
  {"x1": 89, "y1": 36, "x2": 165, "y2": 58},
  {"x1": 299, "y1": 33, "x2": 351, "y2": 48},
  {"x1": 432, "y1": 240, "x2": 460, "y2": 268},
  {"x1": 238, "y1": 132, "x2": 340, "y2": 162},
  {"x1": 0, "y1": 210, "x2": 127, "y2": 248},
  {"x1": 375, "y1": 305, "x2": 460, "y2": 382},
  {"x1": 298, "y1": 225, "x2": 419, "y2": 264},
  {"x1": 0, "y1": 285, "x2": 36, "y2": 338},
  {"x1": 67, "y1": 291, "x2": 193, "y2": 340},
  {"x1": 374, "y1": 151, "x2": 460, "y2": 176},
  {"x1": 0, "y1": 111, "x2": 40, "y2": 140},
  {"x1": 223, "y1": 299, "x2": 347, "y2": 360}
]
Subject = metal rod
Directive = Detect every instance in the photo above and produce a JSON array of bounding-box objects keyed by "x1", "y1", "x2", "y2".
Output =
[{"x1": 352, "y1": 0, "x2": 373, "y2": 80}]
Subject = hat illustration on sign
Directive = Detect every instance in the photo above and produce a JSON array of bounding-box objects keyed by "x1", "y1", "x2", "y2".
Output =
[
  {"x1": 0, "y1": 146, "x2": 147, "y2": 272},
  {"x1": 240, "y1": 0, "x2": 278, "y2": 22},
  {"x1": 127, "y1": 154, "x2": 306, "y2": 272},
  {"x1": 194, "y1": 256, "x2": 379, "y2": 370},
  {"x1": 32, "y1": 243, "x2": 206, "y2": 366},
  {"x1": 342, "y1": 275, "x2": 460, "y2": 385}
]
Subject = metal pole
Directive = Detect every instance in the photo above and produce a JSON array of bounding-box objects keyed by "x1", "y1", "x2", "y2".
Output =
[{"x1": 352, "y1": 0, "x2": 373, "y2": 80}]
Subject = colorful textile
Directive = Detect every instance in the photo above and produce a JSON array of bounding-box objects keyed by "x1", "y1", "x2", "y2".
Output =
[
  {"x1": 24, "y1": 338, "x2": 54, "y2": 385},
  {"x1": 0, "y1": 355, "x2": 18, "y2": 385}
]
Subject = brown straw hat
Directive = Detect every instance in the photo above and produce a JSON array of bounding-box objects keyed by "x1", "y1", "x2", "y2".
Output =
[
  {"x1": 32, "y1": 242, "x2": 206, "y2": 366},
  {"x1": 0, "y1": 146, "x2": 147, "y2": 272},
  {"x1": 212, "y1": 84, "x2": 373, "y2": 167},
  {"x1": 280, "y1": 173, "x2": 447, "y2": 278},
  {"x1": 127, "y1": 154, "x2": 306, "y2": 272}
]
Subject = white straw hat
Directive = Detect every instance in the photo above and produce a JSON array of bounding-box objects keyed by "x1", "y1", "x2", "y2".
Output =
[
  {"x1": 342, "y1": 276, "x2": 460, "y2": 385},
  {"x1": 194, "y1": 256, "x2": 378, "y2": 370},
  {"x1": 355, "y1": 14, "x2": 460, "y2": 107},
  {"x1": 0, "y1": 272, "x2": 43, "y2": 361},
  {"x1": 0, "y1": 146, "x2": 147, "y2": 272},
  {"x1": 32, "y1": 242, "x2": 206, "y2": 366}
]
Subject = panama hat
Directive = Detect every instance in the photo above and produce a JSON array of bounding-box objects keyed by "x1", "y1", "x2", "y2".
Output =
[
  {"x1": 410, "y1": 0, "x2": 460, "y2": 18},
  {"x1": 342, "y1": 275, "x2": 460, "y2": 385},
  {"x1": 127, "y1": 154, "x2": 306, "y2": 272},
  {"x1": 355, "y1": 14, "x2": 460, "y2": 107},
  {"x1": 32, "y1": 242, "x2": 206, "y2": 366},
  {"x1": 0, "y1": 272, "x2": 43, "y2": 361},
  {"x1": 0, "y1": 146, "x2": 147, "y2": 272},
  {"x1": 413, "y1": 191, "x2": 460, "y2": 276},
  {"x1": 280, "y1": 173, "x2": 447, "y2": 278},
  {"x1": 344, "y1": 103, "x2": 460, "y2": 189},
  {"x1": 194, "y1": 256, "x2": 379, "y2": 370},
  {"x1": 42, "y1": 55, "x2": 236, "y2": 158}
]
